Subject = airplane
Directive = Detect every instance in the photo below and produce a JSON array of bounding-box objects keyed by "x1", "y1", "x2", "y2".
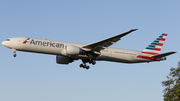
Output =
[{"x1": 2, "y1": 29, "x2": 176, "y2": 70}]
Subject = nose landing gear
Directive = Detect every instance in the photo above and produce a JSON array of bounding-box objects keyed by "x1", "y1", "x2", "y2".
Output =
[
  {"x1": 11, "y1": 49, "x2": 17, "y2": 57},
  {"x1": 13, "y1": 54, "x2": 17, "y2": 57}
]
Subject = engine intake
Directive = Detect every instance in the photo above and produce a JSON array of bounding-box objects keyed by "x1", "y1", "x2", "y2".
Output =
[
  {"x1": 56, "y1": 55, "x2": 74, "y2": 64},
  {"x1": 61, "y1": 45, "x2": 84, "y2": 56}
]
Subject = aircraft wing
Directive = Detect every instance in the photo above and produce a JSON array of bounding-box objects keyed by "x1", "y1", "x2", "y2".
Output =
[
  {"x1": 82, "y1": 29, "x2": 138, "y2": 52},
  {"x1": 150, "y1": 51, "x2": 177, "y2": 58}
]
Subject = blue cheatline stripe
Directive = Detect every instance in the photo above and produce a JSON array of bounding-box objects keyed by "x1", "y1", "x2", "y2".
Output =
[
  {"x1": 156, "y1": 38, "x2": 162, "y2": 40},
  {"x1": 145, "y1": 47, "x2": 154, "y2": 50},
  {"x1": 151, "y1": 43, "x2": 157, "y2": 45},
  {"x1": 148, "y1": 45, "x2": 156, "y2": 47},
  {"x1": 27, "y1": 38, "x2": 30, "y2": 40},
  {"x1": 153, "y1": 40, "x2": 159, "y2": 43},
  {"x1": 159, "y1": 36, "x2": 163, "y2": 38},
  {"x1": 162, "y1": 33, "x2": 165, "y2": 35}
]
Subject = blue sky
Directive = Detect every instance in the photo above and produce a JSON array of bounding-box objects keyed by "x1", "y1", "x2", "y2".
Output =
[{"x1": 0, "y1": 0, "x2": 179, "y2": 101}]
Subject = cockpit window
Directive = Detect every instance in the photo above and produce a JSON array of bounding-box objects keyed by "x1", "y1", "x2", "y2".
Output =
[{"x1": 5, "y1": 39, "x2": 10, "y2": 41}]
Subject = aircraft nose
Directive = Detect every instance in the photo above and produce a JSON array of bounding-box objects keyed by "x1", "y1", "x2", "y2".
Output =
[
  {"x1": 2, "y1": 41, "x2": 5, "y2": 45},
  {"x1": 2, "y1": 41, "x2": 8, "y2": 47}
]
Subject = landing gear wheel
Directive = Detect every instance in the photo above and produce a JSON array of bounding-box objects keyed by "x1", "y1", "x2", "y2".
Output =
[
  {"x1": 92, "y1": 61, "x2": 96, "y2": 65},
  {"x1": 79, "y1": 64, "x2": 83, "y2": 67},
  {"x1": 13, "y1": 54, "x2": 17, "y2": 57},
  {"x1": 86, "y1": 66, "x2": 90, "y2": 70},
  {"x1": 83, "y1": 65, "x2": 86, "y2": 68}
]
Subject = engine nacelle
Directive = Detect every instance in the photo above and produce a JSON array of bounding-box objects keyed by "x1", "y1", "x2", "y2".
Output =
[
  {"x1": 61, "y1": 45, "x2": 83, "y2": 56},
  {"x1": 56, "y1": 55, "x2": 74, "y2": 64}
]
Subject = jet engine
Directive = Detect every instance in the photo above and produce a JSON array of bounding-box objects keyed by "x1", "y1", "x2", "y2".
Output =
[
  {"x1": 56, "y1": 55, "x2": 74, "y2": 64},
  {"x1": 61, "y1": 45, "x2": 84, "y2": 56}
]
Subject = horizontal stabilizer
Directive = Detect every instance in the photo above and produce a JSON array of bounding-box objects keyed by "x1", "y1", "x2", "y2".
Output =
[{"x1": 150, "y1": 51, "x2": 176, "y2": 58}]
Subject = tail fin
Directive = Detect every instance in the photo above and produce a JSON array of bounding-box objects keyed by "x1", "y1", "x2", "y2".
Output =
[{"x1": 142, "y1": 33, "x2": 167, "y2": 55}]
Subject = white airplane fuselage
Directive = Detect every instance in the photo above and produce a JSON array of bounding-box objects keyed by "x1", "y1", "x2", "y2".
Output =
[{"x1": 2, "y1": 37, "x2": 161, "y2": 63}]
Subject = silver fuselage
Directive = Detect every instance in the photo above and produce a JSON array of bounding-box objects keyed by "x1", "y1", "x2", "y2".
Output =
[{"x1": 2, "y1": 37, "x2": 162, "y2": 63}]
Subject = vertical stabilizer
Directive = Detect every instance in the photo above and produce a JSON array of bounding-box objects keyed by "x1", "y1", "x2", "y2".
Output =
[{"x1": 142, "y1": 33, "x2": 167, "y2": 55}]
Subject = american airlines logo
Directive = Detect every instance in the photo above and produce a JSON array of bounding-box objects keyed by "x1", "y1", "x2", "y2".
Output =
[
  {"x1": 23, "y1": 38, "x2": 64, "y2": 48},
  {"x1": 23, "y1": 38, "x2": 30, "y2": 44}
]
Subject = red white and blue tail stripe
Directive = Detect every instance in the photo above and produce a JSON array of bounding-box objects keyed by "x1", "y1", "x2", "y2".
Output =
[{"x1": 141, "y1": 33, "x2": 167, "y2": 55}]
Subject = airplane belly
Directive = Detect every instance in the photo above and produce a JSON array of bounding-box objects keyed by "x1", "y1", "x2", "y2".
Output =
[
  {"x1": 98, "y1": 50, "x2": 153, "y2": 63},
  {"x1": 98, "y1": 52, "x2": 136, "y2": 63}
]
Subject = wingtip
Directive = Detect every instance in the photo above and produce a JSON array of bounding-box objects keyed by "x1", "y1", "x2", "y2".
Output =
[
  {"x1": 172, "y1": 51, "x2": 177, "y2": 53},
  {"x1": 131, "y1": 29, "x2": 138, "y2": 31}
]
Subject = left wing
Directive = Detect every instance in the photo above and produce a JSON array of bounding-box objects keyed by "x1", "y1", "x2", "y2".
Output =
[{"x1": 82, "y1": 29, "x2": 138, "y2": 52}]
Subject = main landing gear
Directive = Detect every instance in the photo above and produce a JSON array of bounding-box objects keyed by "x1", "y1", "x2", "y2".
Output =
[
  {"x1": 79, "y1": 64, "x2": 90, "y2": 69},
  {"x1": 79, "y1": 59, "x2": 96, "y2": 70},
  {"x1": 11, "y1": 49, "x2": 17, "y2": 57}
]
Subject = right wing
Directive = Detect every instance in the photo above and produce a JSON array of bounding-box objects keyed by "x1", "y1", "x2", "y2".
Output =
[{"x1": 82, "y1": 29, "x2": 138, "y2": 52}]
